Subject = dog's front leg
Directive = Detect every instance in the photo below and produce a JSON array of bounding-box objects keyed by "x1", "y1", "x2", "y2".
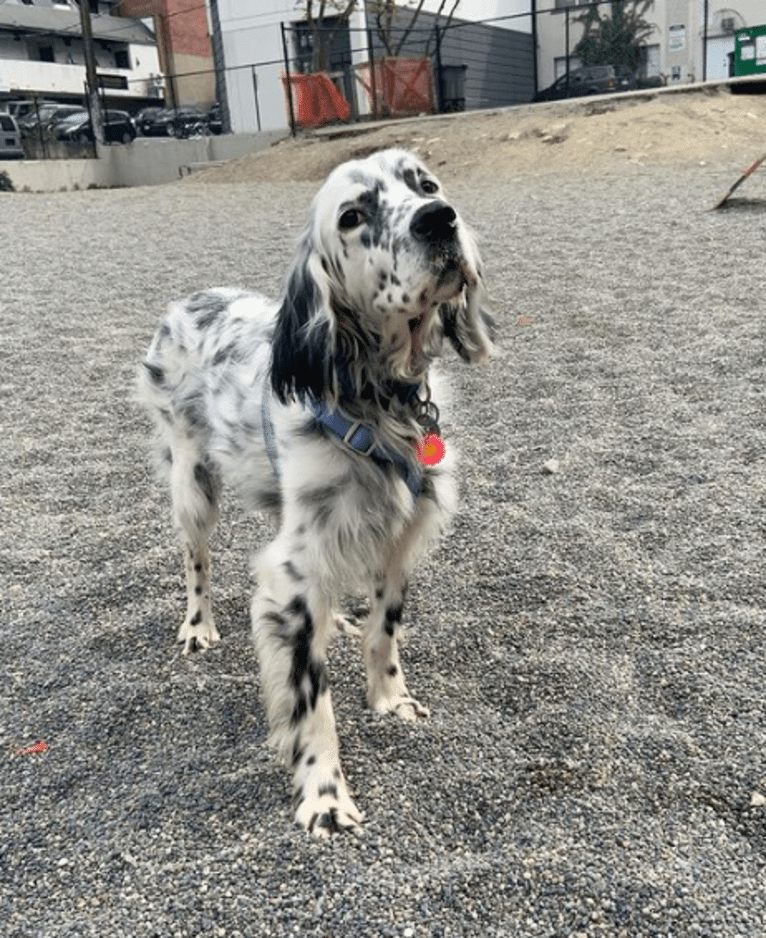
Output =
[
  {"x1": 252, "y1": 541, "x2": 362, "y2": 836},
  {"x1": 363, "y1": 571, "x2": 430, "y2": 722}
]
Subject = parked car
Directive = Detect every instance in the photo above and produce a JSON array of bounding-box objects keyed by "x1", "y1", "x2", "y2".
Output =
[
  {"x1": 19, "y1": 103, "x2": 85, "y2": 138},
  {"x1": 6, "y1": 99, "x2": 51, "y2": 121},
  {"x1": 47, "y1": 107, "x2": 87, "y2": 134},
  {"x1": 0, "y1": 113, "x2": 25, "y2": 160},
  {"x1": 135, "y1": 106, "x2": 166, "y2": 137},
  {"x1": 56, "y1": 109, "x2": 136, "y2": 144},
  {"x1": 137, "y1": 105, "x2": 208, "y2": 138},
  {"x1": 533, "y1": 65, "x2": 636, "y2": 102},
  {"x1": 207, "y1": 102, "x2": 222, "y2": 135}
]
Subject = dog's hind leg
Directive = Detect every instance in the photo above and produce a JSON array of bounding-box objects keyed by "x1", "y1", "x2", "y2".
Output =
[{"x1": 169, "y1": 434, "x2": 222, "y2": 655}]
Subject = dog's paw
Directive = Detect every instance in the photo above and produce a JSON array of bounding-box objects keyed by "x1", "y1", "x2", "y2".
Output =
[
  {"x1": 333, "y1": 612, "x2": 362, "y2": 639},
  {"x1": 177, "y1": 617, "x2": 220, "y2": 655},
  {"x1": 372, "y1": 693, "x2": 430, "y2": 722},
  {"x1": 294, "y1": 772, "x2": 363, "y2": 837}
]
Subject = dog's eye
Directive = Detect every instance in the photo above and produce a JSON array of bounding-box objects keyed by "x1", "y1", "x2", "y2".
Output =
[
  {"x1": 421, "y1": 179, "x2": 439, "y2": 195},
  {"x1": 339, "y1": 208, "x2": 365, "y2": 230}
]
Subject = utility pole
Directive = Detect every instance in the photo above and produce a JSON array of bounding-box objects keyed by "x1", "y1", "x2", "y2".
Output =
[{"x1": 78, "y1": 0, "x2": 104, "y2": 146}]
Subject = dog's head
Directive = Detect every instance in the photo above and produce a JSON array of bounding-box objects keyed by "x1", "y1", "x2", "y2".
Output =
[{"x1": 272, "y1": 149, "x2": 494, "y2": 405}]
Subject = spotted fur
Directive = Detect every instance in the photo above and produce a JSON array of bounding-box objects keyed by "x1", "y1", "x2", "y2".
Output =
[{"x1": 138, "y1": 149, "x2": 495, "y2": 836}]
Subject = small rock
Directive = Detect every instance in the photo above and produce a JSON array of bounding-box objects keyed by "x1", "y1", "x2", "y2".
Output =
[
  {"x1": 750, "y1": 791, "x2": 765, "y2": 807},
  {"x1": 542, "y1": 459, "x2": 560, "y2": 475}
]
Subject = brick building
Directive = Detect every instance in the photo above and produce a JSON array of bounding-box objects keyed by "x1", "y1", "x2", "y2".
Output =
[{"x1": 118, "y1": 0, "x2": 215, "y2": 108}]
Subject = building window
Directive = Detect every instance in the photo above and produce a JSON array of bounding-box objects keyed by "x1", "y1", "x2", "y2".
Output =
[
  {"x1": 115, "y1": 49, "x2": 131, "y2": 70},
  {"x1": 37, "y1": 45, "x2": 56, "y2": 63}
]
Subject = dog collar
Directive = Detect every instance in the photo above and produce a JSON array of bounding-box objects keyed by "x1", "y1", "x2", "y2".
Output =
[{"x1": 308, "y1": 397, "x2": 423, "y2": 498}]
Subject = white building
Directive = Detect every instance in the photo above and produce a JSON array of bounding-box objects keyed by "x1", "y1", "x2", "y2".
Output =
[
  {"x1": 536, "y1": 0, "x2": 766, "y2": 92},
  {"x1": 0, "y1": 0, "x2": 161, "y2": 109}
]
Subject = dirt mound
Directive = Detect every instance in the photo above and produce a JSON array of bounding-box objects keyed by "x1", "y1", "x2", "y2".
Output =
[{"x1": 191, "y1": 86, "x2": 766, "y2": 185}]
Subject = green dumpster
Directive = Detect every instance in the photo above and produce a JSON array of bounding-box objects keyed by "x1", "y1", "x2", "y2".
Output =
[{"x1": 734, "y1": 24, "x2": 766, "y2": 77}]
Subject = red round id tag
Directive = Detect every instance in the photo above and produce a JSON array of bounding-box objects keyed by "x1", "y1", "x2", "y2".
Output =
[{"x1": 416, "y1": 432, "x2": 445, "y2": 466}]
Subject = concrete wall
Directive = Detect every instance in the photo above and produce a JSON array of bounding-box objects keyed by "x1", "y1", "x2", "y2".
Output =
[{"x1": 1, "y1": 130, "x2": 286, "y2": 191}]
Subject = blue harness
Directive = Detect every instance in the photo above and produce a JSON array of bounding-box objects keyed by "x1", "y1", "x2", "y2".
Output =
[{"x1": 261, "y1": 386, "x2": 433, "y2": 499}]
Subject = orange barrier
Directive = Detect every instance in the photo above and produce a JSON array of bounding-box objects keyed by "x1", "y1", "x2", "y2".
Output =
[
  {"x1": 282, "y1": 72, "x2": 351, "y2": 129},
  {"x1": 356, "y1": 57, "x2": 435, "y2": 118}
]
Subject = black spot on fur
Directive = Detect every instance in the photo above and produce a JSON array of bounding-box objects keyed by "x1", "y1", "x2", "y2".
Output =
[
  {"x1": 287, "y1": 595, "x2": 308, "y2": 618},
  {"x1": 194, "y1": 462, "x2": 217, "y2": 504},
  {"x1": 190, "y1": 610, "x2": 202, "y2": 626},
  {"x1": 283, "y1": 561, "x2": 304, "y2": 582},
  {"x1": 212, "y1": 343, "x2": 237, "y2": 366},
  {"x1": 144, "y1": 361, "x2": 164, "y2": 385},
  {"x1": 292, "y1": 692, "x2": 308, "y2": 726},
  {"x1": 312, "y1": 809, "x2": 343, "y2": 834},
  {"x1": 297, "y1": 484, "x2": 340, "y2": 529},
  {"x1": 288, "y1": 596, "x2": 329, "y2": 726},
  {"x1": 387, "y1": 665, "x2": 398, "y2": 677},
  {"x1": 317, "y1": 782, "x2": 338, "y2": 800},
  {"x1": 180, "y1": 397, "x2": 206, "y2": 429},
  {"x1": 307, "y1": 755, "x2": 316, "y2": 766},
  {"x1": 384, "y1": 604, "x2": 404, "y2": 638},
  {"x1": 308, "y1": 658, "x2": 329, "y2": 710},
  {"x1": 263, "y1": 610, "x2": 292, "y2": 646},
  {"x1": 188, "y1": 292, "x2": 226, "y2": 329},
  {"x1": 256, "y1": 489, "x2": 282, "y2": 513}
]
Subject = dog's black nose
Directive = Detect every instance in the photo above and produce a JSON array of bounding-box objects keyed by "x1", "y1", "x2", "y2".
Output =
[{"x1": 410, "y1": 201, "x2": 457, "y2": 243}]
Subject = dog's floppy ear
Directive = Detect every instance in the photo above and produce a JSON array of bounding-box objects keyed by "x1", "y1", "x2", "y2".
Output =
[
  {"x1": 441, "y1": 246, "x2": 496, "y2": 365},
  {"x1": 270, "y1": 232, "x2": 336, "y2": 404}
]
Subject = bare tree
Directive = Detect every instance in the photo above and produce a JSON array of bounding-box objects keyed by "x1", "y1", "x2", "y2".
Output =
[
  {"x1": 370, "y1": 0, "x2": 461, "y2": 58},
  {"x1": 301, "y1": 0, "x2": 358, "y2": 71}
]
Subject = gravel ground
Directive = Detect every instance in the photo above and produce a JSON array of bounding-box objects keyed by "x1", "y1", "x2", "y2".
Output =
[{"x1": 2, "y1": 156, "x2": 766, "y2": 938}]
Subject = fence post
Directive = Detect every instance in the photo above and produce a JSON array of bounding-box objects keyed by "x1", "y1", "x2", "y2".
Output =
[
  {"x1": 367, "y1": 26, "x2": 378, "y2": 120},
  {"x1": 565, "y1": 7, "x2": 570, "y2": 98},
  {"x1": 435, "y1": 23, "x2": 444, "y2": 113},
  {"x1": 531, "y1": 0, "x2": 539, "y2": 97},
  {"x1": 702, "y1": 0, "x2": 709, "y2": 81},
  {"x1": 251, "y1": 66, "x2": 262, "y2": 132},
  {"x1": 281, "y1": 22, "x2": 297, "y2": 137}
]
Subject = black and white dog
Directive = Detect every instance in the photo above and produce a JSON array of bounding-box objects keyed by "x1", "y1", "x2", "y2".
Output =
[{"x1": 139, "y1": 149, "x2": 494, "y2": 835}]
